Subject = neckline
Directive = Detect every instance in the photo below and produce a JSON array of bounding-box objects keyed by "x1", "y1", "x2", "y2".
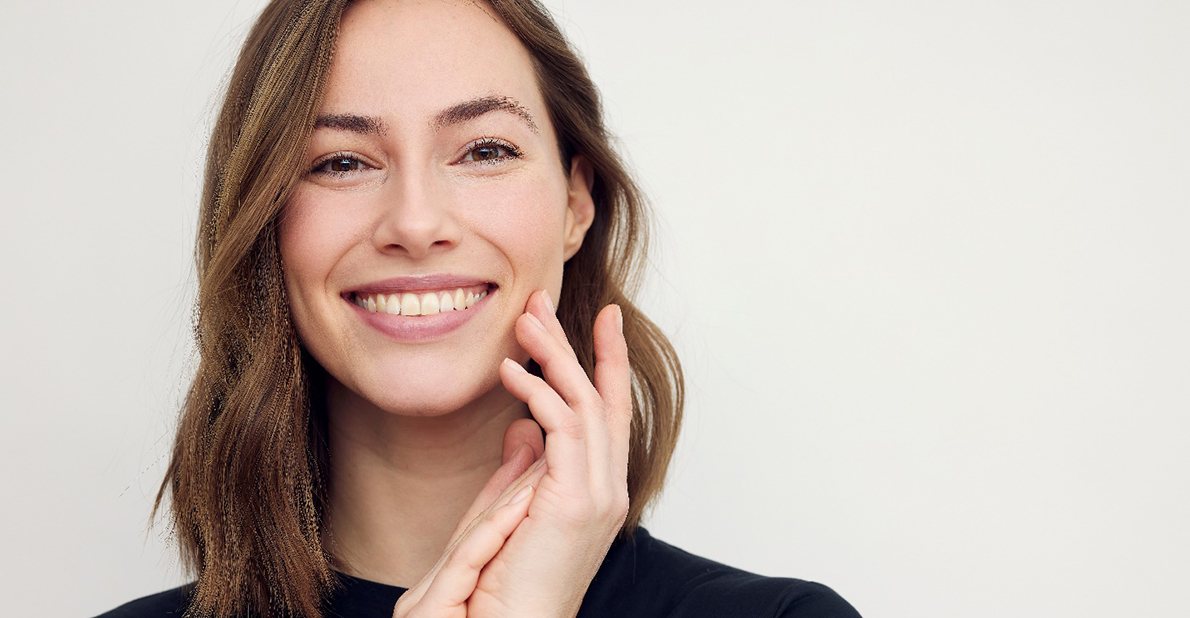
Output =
[
  {"x1": 332, "y1": 568, "x2": 410, "y2": 593},
  {"x1": 327, "y1": 525, "x2": 646, "y2": 595}
]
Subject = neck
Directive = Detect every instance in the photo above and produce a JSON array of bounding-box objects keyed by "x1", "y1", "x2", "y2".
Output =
[{"x1": 320, "y1": 375, "x2": 530, "y2": 588}]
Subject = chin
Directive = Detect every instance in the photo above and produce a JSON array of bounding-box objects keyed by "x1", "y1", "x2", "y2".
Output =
[{"x1": 358, "y1": 365, "x2": 505, "y2": 417}]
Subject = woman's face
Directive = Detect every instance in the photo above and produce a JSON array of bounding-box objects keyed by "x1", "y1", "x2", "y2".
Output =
[{"x1": 279, "y1": 0, "x2": 594, "y2": 416}]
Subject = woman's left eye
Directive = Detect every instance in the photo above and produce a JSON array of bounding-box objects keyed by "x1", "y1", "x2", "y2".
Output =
[{"x1": 461, "y1": 138, "x2": 522, "y2": 164}]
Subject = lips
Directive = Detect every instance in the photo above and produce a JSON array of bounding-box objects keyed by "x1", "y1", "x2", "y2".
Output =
[
  {"x1": 345, "y1": 273, "x2": 498, "y2": 296},
  {"x1": 343, "y1": 275, "x2": 496, "y2": 342}
]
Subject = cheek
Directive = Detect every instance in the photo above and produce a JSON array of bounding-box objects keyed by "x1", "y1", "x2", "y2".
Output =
[
  {"x1": 280, "y1": 185, "x2": 375, "y2": 278},
  {"x1": 280, "y1": 189, "x2": 361, "y2": 271},
  {"x1": 463, "y1": 173, "x2": 569, "y2": 265},
  {"x1": 278, "y1": 189, "x2": 364, "y2": 332}
]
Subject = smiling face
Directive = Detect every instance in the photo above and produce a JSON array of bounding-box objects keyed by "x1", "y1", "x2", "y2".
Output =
[{"x1": 279, "y1": 0, "x2": 595, "y2": 416}]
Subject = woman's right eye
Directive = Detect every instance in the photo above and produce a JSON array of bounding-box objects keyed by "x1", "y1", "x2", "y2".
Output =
[{"x1": 310, "y1": 153, "x2": 372, "y2": 177}]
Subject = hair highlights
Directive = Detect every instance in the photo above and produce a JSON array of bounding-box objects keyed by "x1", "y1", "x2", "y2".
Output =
[{"x1": 155, "y1": 1, "x2": 683, "y2": 616}]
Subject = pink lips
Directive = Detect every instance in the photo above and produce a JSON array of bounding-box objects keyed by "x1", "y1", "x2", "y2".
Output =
[{"x1": 344, "y1": 274, "x2": 496, "y2": 343}]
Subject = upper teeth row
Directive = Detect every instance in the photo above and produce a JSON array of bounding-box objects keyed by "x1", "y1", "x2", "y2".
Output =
[{"x1": 354, "y1": 288, "x2": 487, "y2": 316}]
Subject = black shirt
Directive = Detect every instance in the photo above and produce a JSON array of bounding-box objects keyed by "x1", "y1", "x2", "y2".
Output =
[{"x1": 95, "y1": 527, "x2": 862, "y2": 617}]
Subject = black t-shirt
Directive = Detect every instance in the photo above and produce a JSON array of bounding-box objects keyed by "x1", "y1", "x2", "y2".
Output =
[{"x1": 95, "y1": 527, "x2": 862, "y2": 617}]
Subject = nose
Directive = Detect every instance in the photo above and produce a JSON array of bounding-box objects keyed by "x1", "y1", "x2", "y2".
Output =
[{"x1": 371, "y1": 166, "x2": 460, "y2": 259}]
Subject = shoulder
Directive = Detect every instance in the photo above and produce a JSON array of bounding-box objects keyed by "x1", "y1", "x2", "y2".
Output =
[
  {"x1": 92, "y1": 582, "x2": 195, "y2": 617},
  {"x1": 581, "y1": 527, "x2": 861, "y2": 618}
]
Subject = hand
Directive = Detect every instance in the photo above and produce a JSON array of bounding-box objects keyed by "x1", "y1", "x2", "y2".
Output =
[
  {"x1": 391, "y1": 290, "x2": 631, "y2": 617},
  {"x1": 467, "y1": 291, "x2": 633, "y2": 617},
  {"x1": 391, "y1": 427, "x2": 547, "y2": 617}
]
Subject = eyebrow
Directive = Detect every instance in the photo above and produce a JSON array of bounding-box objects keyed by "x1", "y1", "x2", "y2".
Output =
[
  {"x1": 312, "y1": 95, "x2": 539, "y2": 136},
  {"x1": 313, "y1": 113, "x2": 386, "y2": 135},
  {"x1": 434, "y1": 95, "x2": 539, "y2": 134}
]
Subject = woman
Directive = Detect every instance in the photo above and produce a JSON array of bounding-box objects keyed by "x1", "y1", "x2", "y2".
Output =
[{"x1": 98, "y1": 0, "x2": 860, "y2": 616}]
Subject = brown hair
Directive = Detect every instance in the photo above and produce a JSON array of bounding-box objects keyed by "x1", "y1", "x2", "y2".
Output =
[{"x1": 154, "y1": 0, "x2": 684, "y2": 616}]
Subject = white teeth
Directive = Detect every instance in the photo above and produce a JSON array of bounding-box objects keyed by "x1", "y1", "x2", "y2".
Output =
[
  {"x1": 355, "y1": 286, "x2": 489, "y2": 316},
  {"x1": 400, "y1": 293, "x2": 421, "y2": 316},
  {"x1": 421, "y1": 292, "x2": 440, "y2": 315}
]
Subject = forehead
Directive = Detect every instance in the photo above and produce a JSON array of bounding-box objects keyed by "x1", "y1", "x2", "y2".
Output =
[{"x1": 323, "y1": 0, "x2": 544, "y2": 122}]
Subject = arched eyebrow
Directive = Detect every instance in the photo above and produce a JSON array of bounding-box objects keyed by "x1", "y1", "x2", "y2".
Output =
[
  {"x1": 434, "y1": 95, "x2": 539, "y2": 134},
  {"x1": 312, "y1": 95, "x2": 539, "y2": 136}
]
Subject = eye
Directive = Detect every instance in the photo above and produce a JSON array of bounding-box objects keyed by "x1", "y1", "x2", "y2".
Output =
[
  {"x1": 309, "y1": 152, "x2": 373, "y2": 177},
  {"x1": 460, "y1": 138, "x2": 522, "y2": 165}
]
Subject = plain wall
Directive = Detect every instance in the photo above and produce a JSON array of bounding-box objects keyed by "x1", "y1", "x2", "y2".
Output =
[{"x1": 1, "y1": 1, "x2": 1186, "y2": 616}]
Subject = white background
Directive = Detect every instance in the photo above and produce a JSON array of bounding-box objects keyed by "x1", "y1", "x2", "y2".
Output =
[{"x1": 1, "y1": 1, "x2": 1187, "y2": 616}]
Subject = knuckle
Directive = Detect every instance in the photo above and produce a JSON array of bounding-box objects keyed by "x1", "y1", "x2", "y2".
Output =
[
  {"x1": 557, "y1": 502, "x2": 596, "y2": 527},
  {"x1": 591, "y1": 401, "x2": 611, "y2": 420},
  {"x1": 527, "y1": 393, "x2": 556, "y2": 417},
  {"x1": 559, "y1": 415, "x2": 585, "y2": 439}
]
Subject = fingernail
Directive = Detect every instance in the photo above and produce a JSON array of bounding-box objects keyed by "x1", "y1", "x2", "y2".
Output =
[
  {"x1": 509, "y1": 484, "x2": 533, "y2": 505},
  {"x1": 502, "y1": 358, "x2": 528, "y2": 373},
  {"x1": 615, "y1": 304, "x2": 623, "y2": 334},
  {"x1": 526, "y1": 313, "x2": 547, "y2": 332},
  {"x1": 543, "y1": 290, "x2": 555, "y2": 313}
]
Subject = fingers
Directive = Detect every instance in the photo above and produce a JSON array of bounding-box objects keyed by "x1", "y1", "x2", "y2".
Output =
[
  {"x1": 446, "y1": 442, "x2": 536, "y2": 543},
  {"x1": 502, "y1": 417, "x2": 546, "y2": 463},
  {"x1": 439, "y1": 458, "x2": 544, "y2": 566},
  {"x1": 518, "y1": 292, "x2": 628, "y2": 422},
  {"x1": 532, "y1": 289, "x2": 577, "y2": 357},
  {"x1": 520, "y1": 292, "x2": 631, "y2": 452},
  {"x1": 592, "y1": 303, "x2": 633, "y2": 456},
  {"x1": 395, "y1": 293, "x2": 631, "y2": 617},
  {"x1": 503, "y1": 358, "x2": 607, "y2": 494},
  {"x1": 515, "y1": 292, "x2": 601, "y2": 410},
  {"x1": 502, "y1": 291, "x2": 634, "y2": 489},
  {"x1": 499, "y1": 358, "x2": 588, "y2": 446},
  {"x1": 449, "y1": 419, "x2": 545, "y2": 543},
  {"x1": 393, "y1": 485, "x2": 535, "y2": 616}
]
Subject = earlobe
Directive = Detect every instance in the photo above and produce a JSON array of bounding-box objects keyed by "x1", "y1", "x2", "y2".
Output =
[{"x1": 562, "y1": 155, "x2": 596, "y2": 262}]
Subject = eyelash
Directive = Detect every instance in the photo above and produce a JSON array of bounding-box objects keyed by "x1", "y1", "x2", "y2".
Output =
[
  {"x1": 460, "y1": 137, "x2": 523, "y2": 165},
  {"x1": 309, "y1": 151, "x2": 371, "y2": 178},
  {"x1": 308, "y1": 138, "x2": 523, "y2": 178}
]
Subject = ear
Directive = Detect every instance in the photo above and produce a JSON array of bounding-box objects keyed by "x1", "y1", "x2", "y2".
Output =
[{"x1": 561, "y1": 155, "x2": 596, "y2": 262}]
